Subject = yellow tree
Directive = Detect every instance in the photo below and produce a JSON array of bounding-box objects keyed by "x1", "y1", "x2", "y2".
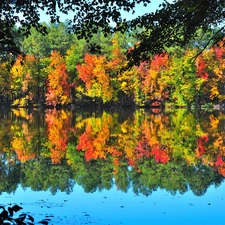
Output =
[
  {"x1": 128, "y1": 53, "x2": 170, "y2": 107},
  {"x1": 10, "y1": 55, "x2": 25, "y2": 103},
  {"x1": 0, "y1": 60, "x2": 12, "y2": 103},
  {"x1": 106, "y1": 37, "x2": 139, "y2": 104},
  {"x1": 199, "y1": 40, "x2": 225, "y2": 102},
  {"x1": 106, "y1": 33, "x2": 126, "y2": 102},
  {"x1": 10, "y1": 55, "x2": 41, "y2": 106}
]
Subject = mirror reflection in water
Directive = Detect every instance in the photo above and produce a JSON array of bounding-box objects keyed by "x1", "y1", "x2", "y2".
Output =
[{"x1": 0, "y1": 108, "x2": 225, "y2": 224}]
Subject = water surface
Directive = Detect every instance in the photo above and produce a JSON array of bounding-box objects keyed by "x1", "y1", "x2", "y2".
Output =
[{"x1": 0, "y1": 108, "x2": 225, "y2": 224}]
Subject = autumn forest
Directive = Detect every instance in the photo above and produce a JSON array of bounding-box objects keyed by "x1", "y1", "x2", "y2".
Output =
[
  {"x1": 0, "y1": 22, "x2": 225, "y2": 109},
  {"x1": 1, "y1": 21, "x2": 225, "y2": 199}
]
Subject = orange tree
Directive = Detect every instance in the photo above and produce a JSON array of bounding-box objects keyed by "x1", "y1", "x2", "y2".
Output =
[
  {"x1": 77, "y1": 53, "x2": 113, "y2": 103},
  {"x1": 45, "y1": 51, "x2": 72, "y2": 107}
]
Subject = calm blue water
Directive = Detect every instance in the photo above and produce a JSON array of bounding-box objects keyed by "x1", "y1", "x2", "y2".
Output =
[{"x1": 1, "y1": 182, "x2": 225, "y2": 225}]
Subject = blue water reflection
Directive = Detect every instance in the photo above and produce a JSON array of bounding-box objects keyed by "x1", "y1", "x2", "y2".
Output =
[{"x1": 2, "y1": 181, "x2": 225, "y2": 225}]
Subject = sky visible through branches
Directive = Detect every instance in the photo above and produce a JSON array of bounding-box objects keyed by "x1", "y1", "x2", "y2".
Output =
[{"x1": 36, "y1": 0, "x2": 173, "y2": 23}]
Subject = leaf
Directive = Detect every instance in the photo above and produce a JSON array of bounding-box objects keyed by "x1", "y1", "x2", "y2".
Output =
[
  {"x1": 8, "y1": 207, "x2": 13, "y2": 217},
  {"x1": 38, "y1": 219, "x2": 51, "y2": 225},
  {"x1": 0, "y1": 209, "x2": 8, "y2": 220},
  {"x1": 14, "y1": 214, "x2": 26, "y2": 222},
  {"x1": 12, "y1": 205, "x2": 23, "y2": 212},
  {"x1": 27, "y1": 215, "x2": 34, "y2": 222}
]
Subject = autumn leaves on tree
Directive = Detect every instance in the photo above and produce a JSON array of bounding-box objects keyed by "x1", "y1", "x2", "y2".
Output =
[
  {"x1": 45, "y1": 51, "x2": 71, "y2": 107},
  {"x1": 2, "y1": 29, "x2": 225, "y2": 108}
]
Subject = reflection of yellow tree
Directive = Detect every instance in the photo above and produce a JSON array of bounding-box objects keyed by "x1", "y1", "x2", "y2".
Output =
[
  {"x1": 139, "y1": 112, "x2": 170, "y2": 164},
  {"x1": 201, "y1": 114, "x2": 225, "y2": 176},
  {"x1": 4, "y1": 109, "x2": 42, "y2": 163},
  {"x1": 45, "y1": 109, "x2": 71, "y2": 164},
  {"x1": 12, "y1": 108, "x2": 34, "y2": 121},
  {"x1": 11, "y1": 123, "x2": 36, "y2": 162},
  {"x1": 75, "y1": 110, "x2": 172, "y2": 170},
  {"x1": 159, "y1": 110, "x2": 199, "y2": 165},
  {"x1": 0, "y1": 119, "x2": 15, "y2": 163},
  {"x1": 116, "y1": 119, "x2": 140, "y2": 166}
]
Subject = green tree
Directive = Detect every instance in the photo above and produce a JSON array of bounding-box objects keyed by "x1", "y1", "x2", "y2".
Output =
[
  {"x1": 22, "y1": 25, "x2": 50, "y2": 58},
  {"x1": 47, "y1": 22, "x2": 74, "y2": 56},
  {"x1": 65, "y1": 37, "x2": 87, "y2": 103},
  {"x1": 160, "y1": 49, "x2": 201, "y2": 106},
  {"x1": 2, "y1": 0, "x2": 224, "y2": 66}
]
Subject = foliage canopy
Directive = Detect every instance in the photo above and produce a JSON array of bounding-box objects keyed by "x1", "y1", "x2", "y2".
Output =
[{"x1": 1, "y1": 0, "x2": 225, "y2": 64}]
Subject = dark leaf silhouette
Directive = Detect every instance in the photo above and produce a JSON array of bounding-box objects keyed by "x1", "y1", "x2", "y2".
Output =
[
  {"x1": 14, "y1": 213, "x2": 26, "y2": 223},
  {"x1": 8, "y1": 207, "x2": 13, "y2": 217},
  {"x1": 0, "y1": 208, "x2": 8, "y2": 220},
  {"x1": 27, "y1": 215, "x2": 34, "y2": 222},
  {"x1": 12, "y1": 205, "x2": 23, "y2": 212},
  {"x1": 38, "y1": 219, "x2": 51, "y2": 225},
  {"x1": 0, "y1": 204, "x2": 49, "y2": 225}
]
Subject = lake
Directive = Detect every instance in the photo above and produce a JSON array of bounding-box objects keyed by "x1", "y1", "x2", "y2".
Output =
[{"x1": 0, "y1": 108, "x2": 225, "y2": 224}]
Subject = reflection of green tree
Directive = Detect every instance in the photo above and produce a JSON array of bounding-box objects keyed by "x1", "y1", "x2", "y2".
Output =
[
  {"x1": 130, "y1": 159, "x2": 223, "y2": 197},
  {"x1": 185, "y1": 164, "x2": 223, "y2": 196},
  {"x1": 160, "y1": 109, "x2": 198, "y2": 164},
  {"x1": 20, "y1": 157, "x2": 74, "y2": 195},
  {"x1": 0, "y1": 117, "x2": 14, "y2": 155},
  {"x1": 67, "y1": 143, "x2": 114, "y2": 192},
  {"x1": 0, "y1": 158, "x2": 21, "y2": 194},
  {"x1": 114, "y1": 164, "x2": 130, "y2": 192},
  {"x1": 0, "y1": 114, "x2": 21, "y2": 194}
]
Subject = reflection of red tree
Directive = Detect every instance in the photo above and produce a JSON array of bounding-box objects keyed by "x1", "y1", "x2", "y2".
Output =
[
  {"x1": 135, "y1": 140, "x2": 150, "y2": 159},
  {"x1": 77, "y1": 128, "x2": 95, "y2": 162},
  {"x1": 16, "y1": 150, "x2": 35, "y2": 163},
  {"x1": 215, "y1": 155, "x2": 223, "y2": 167},
  {"x1": 77, "y1": 122, "x2": 111, "y2": 162},
  {"x1": 196, "y1": 135, "x2": 209, "y2": 158},
  {"x1": 151, "y1": 144, "x2": 170, "y2": 164},
  {"x1": 215, "y1": 155, "x2": 225, "y2": 177}
]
